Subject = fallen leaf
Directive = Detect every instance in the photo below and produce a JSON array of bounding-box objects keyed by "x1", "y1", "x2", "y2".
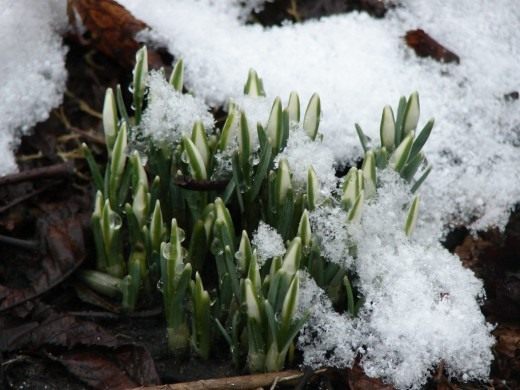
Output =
[
  {"x1": 494, "y1": 324, "x2": 520, "y2": 379},
  {"x1": 347, "y1": 364, "x2": 395, "y2": 390},
  {"x1": 0, "y1": 197, "x2": 88, "y2": 312},
  {"x1": 405, "y1": 29, "x2": 460, "y2": 64},
  {"x1": 1, "y1": 303, "x2": 160, "y2": 388},
  {"x1": 67, "y1": 0, "x2": 163, "y2": 69}
]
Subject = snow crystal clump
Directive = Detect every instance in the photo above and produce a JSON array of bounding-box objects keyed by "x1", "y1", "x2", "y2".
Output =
[
  {"x1": 118, "y1": 0, "x2": 520, "y2": 231},
  {"x1": 0, "y1": 0, "x2": 68, "y2": 176},
  {"x1": 251, "y1": 221, "x2": 285, "y2": 265},
  {"x1": 276, "y1": 126, "x2": 337, "y2": 196},
  {"x1": 309, "y1": 206, "x2": 353, "y2": 269},
  {"x1": 349, "y1": 170, "x2": 494, "y2": 388},
  {"x1": 297, "y1": 271, "x2": 362, "y2": 368},
  {"x1": 140, "y1": 71, "x2": 214, "y2": 146}
]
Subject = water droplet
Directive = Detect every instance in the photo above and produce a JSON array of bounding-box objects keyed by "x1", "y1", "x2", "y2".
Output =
[
  {"x1": 178, "y1": 228, "x2": 186, "y2": 243},
  {"x1": 161, "y1": 243, "x2": 172, "y2": 260},
  {"x1": 234, "y1": 250, "x2": 244, "y2": 261},
  {"x1": 210, "y1": 240, "x2": 224, "y2": 256},
  {"x1": 128, "y1": 84, "x2": 134, "y2": 93},
  {"x1": 109, "y1": 212, "x2": 122, "y2": 230},
  {"x1": 181, "y1": 151, "x2": 189, "y2": 163},
  {"x1": 157, "y1": 279, "x2": 164, "y2": 293},
  {"x1": 252, "y1": 157, "x2": 260, "y2": 166}
]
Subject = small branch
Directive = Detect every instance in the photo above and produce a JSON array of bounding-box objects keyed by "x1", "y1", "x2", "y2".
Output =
[
  {"x1": 0, "y1": 234, "x2": 39, "y2": 251},
  {"x1": 67, "y1": 307, "x2": 163, "y2": 319},
  {"x1": 0, "y1": 181, "x2": 59, "y2": 214},
  {"x1": 132, "y1": 370, "x2": 304, "y2": 390},
  {"x1": 174, "y1": 175, "x2": 229, "y2": 191},
  {"x1": 0, "y1": 163, "x2": 74, "y2": 187}
]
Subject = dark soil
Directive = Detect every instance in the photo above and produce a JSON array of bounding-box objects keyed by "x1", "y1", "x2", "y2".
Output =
[{"x1": 1, "y1": 1, "x2": 518, "y2": 389}]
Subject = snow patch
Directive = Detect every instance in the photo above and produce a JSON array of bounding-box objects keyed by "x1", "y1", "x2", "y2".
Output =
[
  {"x1": 140, "y1": 71, "x2": 214, "y2": 146},
  {"x1": 117, "y1": 0, "x2": 520, "y2": 231},
  {"x1": 0, "y1": 0, "x2": 68, "y2": 175},
  {"x1": 251, "y1": 221, "x2": 285, "y2": 265}
]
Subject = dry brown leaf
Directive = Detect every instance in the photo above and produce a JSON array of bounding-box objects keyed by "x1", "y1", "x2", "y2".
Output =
[
  {"x1": 405, "y1": 29, "x2": 460, "y2": 64},
  {"x1": 68, "y1": 0, "x2": 163, "y2": 69}
]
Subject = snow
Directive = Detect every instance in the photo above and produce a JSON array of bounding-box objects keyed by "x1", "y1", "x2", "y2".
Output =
[
  {"x1": 140, "y1": 71, "x2": 214, "y2": 146},
  {"x1": 0, "y1": 0, "x2": 68, "y2": 176},
  {"x1": 309, "y1": 206, "x2": 353, "y2": 268},
  {"x1": 113, "y1": 1, "x2": 509, "y2": 385},
  {"x1": 297, "y1": 271, "x2": 362, "y2": 368},
  {"x1": 276, "y1": 125, "x2": 337, "y2": 196},
  {"x1": 251, "y1": 221, "x2": 285, "y2": 265},
  {"x1": 351, "y1": 170, "x2": 494, "y2": 388},
  {"x1": 302, "y1": 170, "x2": 494, "y2": 388},
  {"x1": 117, "y1": 0, "x2": 520, "y2": 232}
]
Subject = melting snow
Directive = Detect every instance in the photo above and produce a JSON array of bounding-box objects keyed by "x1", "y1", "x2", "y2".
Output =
[
  {"x1": 0, "y1": 0, "x2": 68, "y2": 175},
  {"x1": 251, "y1": 221, "x2": 285, "y2": 265},
  {"x1": 118, "y1": 0, "x2": 520, "y2": 232}
]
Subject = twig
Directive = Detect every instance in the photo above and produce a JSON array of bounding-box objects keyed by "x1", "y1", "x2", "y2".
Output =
[
  {"x1": 54, "y1": 107, "x2": 105, "y2": 145},
  {"x1": 0, "y1": 181, "x2": 59, "y2": 214},
  {"x1": 131, "y1": 370, "x2": 304, "y2": 390},
  {"x1": 67, "y1": 306, "x2": 163, "y2": 319},
  {"x1": 0, "y1": 163, "x2": 74, "y2": 187},
  {"x1": 0, "y1": 234, "x2": 39, "y2": 251},
  {"x1": 65, "y1": 90, "x2": 103, "y2": 119},
  {"x1": 174, "y1": 175, "x2": 229, "y2": 191}
]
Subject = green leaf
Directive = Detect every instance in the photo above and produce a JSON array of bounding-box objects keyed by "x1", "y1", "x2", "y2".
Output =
[
  {"x1": 303, "y1": 93, "x2": 320, "y2": 140},
  {"x1": 188, "y1": 219, "x2": 207, "y2": 271},
  {"x1": 169, "y1": 58, "x2": 184, "y2": 91},
  {"x1": 182, "y1": 136, "x2": 208, "y2": 180},
  {"x1": 362, "y1": 150, "x2": 376, "y2": 199},
  {"x1": 343, "y1": 274, "x2": 356, "y2": 316},
  {"x1": 266, "y1": 97, "x2": 283, "y2": 151},
  {"x1": 275, "y1": 159, "x2": 292, "y2": 205},
  {"x1": 237, "y1": 230, "x2": 253, "y2": 273},
  {"x1": 245, "y1": 279, "x2": 262, "y2": 322},
  {"x1": 218, "y1": 109, "x2": 237, "y2": 151},
  {"x1": 394, "y1": 96, "x2": 407, "y2": 146},
  {"x1": 122, "y1": 247, "x2": 145, "y2": 312},
  {"x1": 297, "y1": 209, "x2": 312, "y2": 248},
  {"x1": 132, "y1": 46, "x2": 148, "y2": 124},
  {"x1": 355, "y1": 123, "x2": 370, "y2": 153},
  {"x1": 380, "y1": 105, "x2": 396, "y2": 151},
  {"x1": 280, "y1": 237, "x2": 302, "y2": 276},
  {"x1": 243, "y1": 69, "x2": 265, "y2": 97},
  {"x1": 109, "y1": 122, "x2": 128, "y2": 205},
  {"x1": 102, "y1": 88, "x2": 118, "y2": 151},
  {"x1": 409, "y1": 118, "x2": 434, "y2": 160},
  {"x1": 248, "y1": 128, "x2": 272, "y2": 202},
  {"x1": 286, "y1": 91, "x2": 300, "y2": 123},
  {"x1": 403, "y1": 91, "x2": 420, "y2": 136},
  {"x1": 191, "y1": 121, "x2": 210, "y2": 168},
  {"x1": 81, "y1": 143, "x2": 104, "y2": 192},
  {"x1": 404, "y1": 195, "x2": 420, "y2": 237},
  {"x1": 347, "y1": 190, "x2": 364, "y2": 223},
  {"x1": 115, "y1": 84, "x2": 130, "y2": 125},
  {"x1": 401, "y1": 152, "x2": 425, "y2": 182},
  {"x1": 238, "y1": 111, "x2": 251, "y2": 169},
  {"x1": 411, "y1": 165, "x2": 432, "y2": 193},
  {"x1": 389, "y1": 132, "x2": 414, "y2": 173},
  {"x1": 79, "y1": 270, "x2": 122, "y2": 298},
  {"x1": 341, "y1": 167, "x2": 359, "y2": 211},
  {"x1": 306, "y1": 165, "x2": 319, "y2": 210},
  {"x1": 280, "y1": 274, "x2": 299, "y2": 328},
  {"x1": 149, "y1": 200, "x2": 165, "y2": 253},
  {"x1": 131, "y1": 184, "x2": 149, "y2": 228}
]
